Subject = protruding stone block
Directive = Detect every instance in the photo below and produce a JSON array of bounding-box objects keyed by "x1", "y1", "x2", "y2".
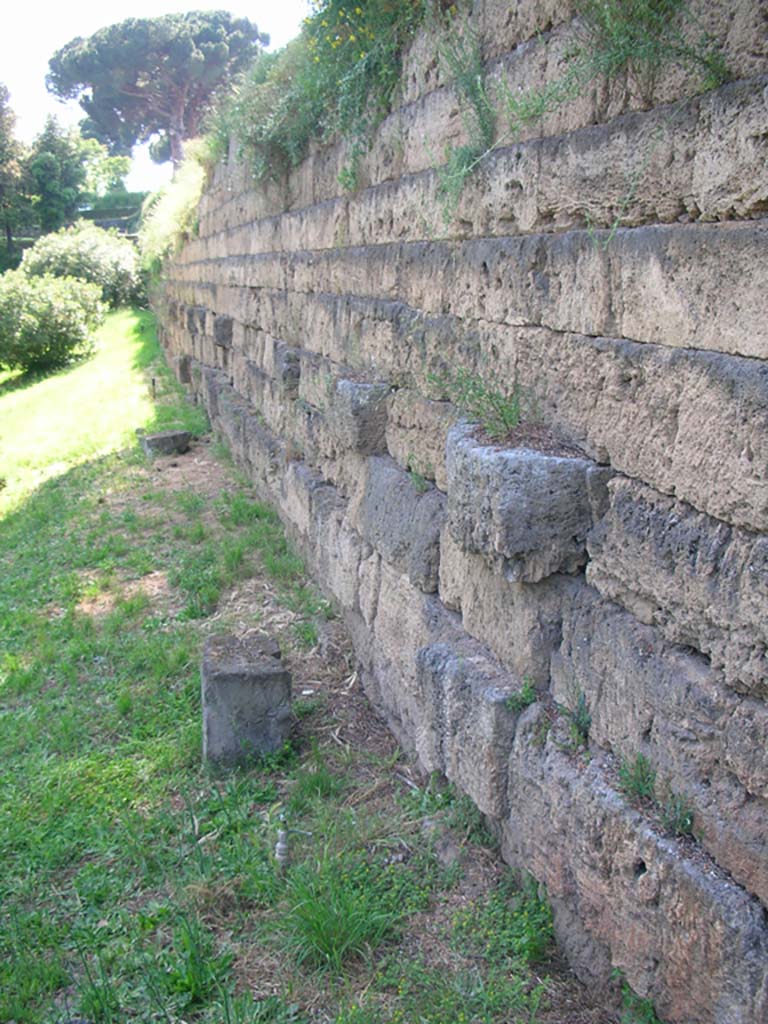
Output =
[
  {"x1": 328, "y1": 379, "x2": 390, "y2": 454},
  {"x1": 201, "y1": 634, "x2": 292, "y2": 765},
  {"x1": 446, "y1": 422, "x2": 608, "y2": 582},
  {"x1": 140, "y1": 430, "x2": 191, "y2": 457}
]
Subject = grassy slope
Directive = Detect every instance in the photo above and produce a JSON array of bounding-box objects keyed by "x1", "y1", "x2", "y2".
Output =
[
  {"x1": 0, "y1": 309, "x2": 204, "y2": 513},
  {"x1": 0, "y1": 311, "x2": 582, "y2": 1024}
]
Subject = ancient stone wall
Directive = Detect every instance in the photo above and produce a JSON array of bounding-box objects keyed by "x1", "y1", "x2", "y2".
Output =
[{"x1": 157, "y1": 2, "x2": 768, "y2": 1020}]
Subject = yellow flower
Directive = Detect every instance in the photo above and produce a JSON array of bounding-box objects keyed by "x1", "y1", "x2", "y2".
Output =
[{"x1": 349, "y1": 34, "x2": 356, "y2": 41}]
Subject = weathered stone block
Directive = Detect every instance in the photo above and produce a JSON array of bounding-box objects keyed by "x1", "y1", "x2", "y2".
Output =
[
  {"x1": 186, "y1": 305, "x2": 207, "y2": 335},
  {"x1": 174, "y1": 354, "x2": 192, "y2": 384},
  {"x1": 551, "y1": 585, "x2": 768, "y2": 906},
  {"x1": 201, "y1": 634, "x2": 291, "y2": 765},
  {"x1": 214, "y1": 314, "x2": 234, "y2": 348},
  {"x1": 351, "y1": 456, "x2": 446, "y2": 592},
  {"x1": 416, "y1": 639, "x2": 521, "y2": 818},
  {"x1": 140, "y1": 430, "x2": 191, "y2": 457},
  {"x1": 307, "y1": 487, "x2": 369, "y2": 612},
  {"x1": 446, "y1": 423, "x2": 607, "y2": 582},
  {"x1": 587, "y1": 476, "x2": 768, "y2": 698},
  {"x1": 385, "y1": 389, "x2": 458, "y2": 491},
  {"x1": 327, "y1": 379, "x2": 390, "y2": 455},
  {"x1": 503, "y1": 708, "x2": 768, "y2": 1024},
  {"x1": 439, "y1": 527, "x2": 573, "y2": 683}
]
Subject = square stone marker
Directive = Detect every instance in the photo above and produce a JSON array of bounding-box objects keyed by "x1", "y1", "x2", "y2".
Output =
[{"x1": 201, "y1": 634, "x2": 292, "y2": 766}]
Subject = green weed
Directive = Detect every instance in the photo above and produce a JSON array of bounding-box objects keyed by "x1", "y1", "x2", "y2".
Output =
[
  {"x1": 428, "y1": 368, "x2": 536, "y2": 440},
  {"x1": 452, "y1": 872, "x2": 554, "y2": 966},
  {"x1": 568, "y1": 691, "x2": 592, "y2": 748},
  {"x1": 660, "y1": 788, "x2": 695, "y2": 837},
  {"x1": 505, "y1": 679, "x2": 537, "y2": 714},
  {"x1": 285, "y1": 852, "x2": 405, "y2": 972},
  {"x1": 618, "y1": 753, "x2": 657, "y2": 803}
]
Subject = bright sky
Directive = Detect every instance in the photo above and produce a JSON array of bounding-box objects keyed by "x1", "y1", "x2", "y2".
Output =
[{"x1": 1, "y1": 2, "x2": 310, "y2": 190}]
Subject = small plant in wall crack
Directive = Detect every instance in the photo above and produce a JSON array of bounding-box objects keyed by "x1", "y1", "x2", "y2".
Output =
[
  {"x1": 568, "y1": 690, "x2": 592, "y2": 749},
  {"x1": 428, "y1": 367, "x2": 537, "y2": 441},
  {"x1": 505, "y1": 678, "x2": 537, "y2": 714},
  {"x1": 618, "y1": 753, "x2": 657, "y2": 803}
]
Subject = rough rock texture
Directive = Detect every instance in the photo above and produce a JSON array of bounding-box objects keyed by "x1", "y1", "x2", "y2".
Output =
[
  {"x1": 157, "y1": 2, "x2": 768, "y2": 1019},
  {"x1": 503, "y1": 709, "x2": 768, "y2": 1024},
  {"x1": 587, "y1": 477, "x2": 768, "y2": 699},
  {"x1": 201, "y1": 634, "x2": 292, "y2": 765},
  {"x1": 350, "y1": 456, "x2": 446, "y2": 592},
  {"x1": 139, "y1": 430, "x2": 191, "y2": 457},
  {"x1": 446, "y1": 423, "x2": 611, "y2": 582}
]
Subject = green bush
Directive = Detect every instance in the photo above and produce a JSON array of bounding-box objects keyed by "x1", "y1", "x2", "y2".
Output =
[
  {"x1": 21, "y1": 221, "x2": 143, "y2": 307},
  {"x1": 0, "y1": 269, "x2": 105, "y2": 372}
]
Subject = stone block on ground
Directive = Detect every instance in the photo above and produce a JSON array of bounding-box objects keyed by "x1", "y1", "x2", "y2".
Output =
[
  {"x1": 202, "y1": 634, "x2": 291, "y2": 766},
  {"x1": 140, "y1": 430, "x2": 192, "y2": 457}
]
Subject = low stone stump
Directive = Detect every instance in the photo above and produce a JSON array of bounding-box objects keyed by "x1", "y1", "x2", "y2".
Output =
[
  {"x1": 140, "y1": 430, "x2": 192, "y2": 457},
  {"x1": 201, "y1": 634, "x2": 292, "y2": 766}
]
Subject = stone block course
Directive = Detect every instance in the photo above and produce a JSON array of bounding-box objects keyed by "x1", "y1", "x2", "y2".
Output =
[
  {"x1": 551, "y1": 586, "x2": 768, "y2": 906},
  {"x1": 587, "y1": 476, "x2": 768, "y2": 698},
  {"x1": 503, "y1": 709, "x2": 768, "y2": 1024}
]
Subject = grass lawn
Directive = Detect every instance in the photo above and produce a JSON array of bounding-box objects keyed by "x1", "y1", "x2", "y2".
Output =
[{"x1": 0, "y1": 310, "x2": 610, "y2": 1024}]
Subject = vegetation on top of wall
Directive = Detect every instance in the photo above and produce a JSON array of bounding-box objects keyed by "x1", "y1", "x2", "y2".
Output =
[
  {"x1": 437, "y1": 0, "x2": 729, "y2": 220},
  {"x1": 137, "y1": 144, "x2": 208, "y2": 279},
  {"x1": 205, "y1": 0, "x2": 430, "y2": 186}
]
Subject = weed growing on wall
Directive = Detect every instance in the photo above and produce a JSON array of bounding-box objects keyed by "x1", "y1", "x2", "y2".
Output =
[
  {"x1": 428, "y1": 368, "x2": 537, "y2": 440},
  {"x1": 437, "y1": 0, "x2": 729, "y2": 222},
  {"x1": 207, "y1": 0, "x2": 426, "y2": 187},
  {"x1": 137, "y1": 143, "x2": 208, "y2": 278}
]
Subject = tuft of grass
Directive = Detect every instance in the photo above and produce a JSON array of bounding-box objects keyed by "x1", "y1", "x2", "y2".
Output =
[
  {"x1": 285, "y1": 852, "x2": 405, "y2": 972},
  {"x1": 660, "y1": 788, "x2": 695, "y2": 837},
  {"x1": 568, "y1": 691, "x2": 592, "y2": 749},
  {"x1": 505, "y1": 679, "x2": 537, "y2": 714},
  {"x1": 428, "y1": 368, "x2": 537, "y2": 441},
  {"x1": 618, "y1": 753, "x2": 657, "y2": 803}
]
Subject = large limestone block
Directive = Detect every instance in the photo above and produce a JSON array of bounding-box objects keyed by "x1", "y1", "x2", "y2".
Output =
[
  {"x1": 366, "y1": 562, "x2": 458, "y2": 752},
  {"x1": 307, "y1": 486, "x2": 370, "y2": 612},
  {"x1": 385, "y1": 389, "x2": 459, "y2": 491},
  {"x1": 503, "y1": 710, "x2": 768, "y2": 1024},
  {"x1": 587, "y1": 476, "x2": 768, "y2": 697},
  {"x1": 415, "y1": 639, "x2": 523, "y2": 818},
  {"x1": 446, "y1": 423, "x2": 610, "y2": 582},
  {"x1": 439, "y1": 527, "x2": 572, "y2": 684},
  {"x1": 351, "y1": 456, "x2": 446, "y2": 592},
  {"x1": 551, "y1": 586, "x2": 768, "y2": 906},
  {"x1": 201, "y1": 634, "x2": 292, "y2": 765}
]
